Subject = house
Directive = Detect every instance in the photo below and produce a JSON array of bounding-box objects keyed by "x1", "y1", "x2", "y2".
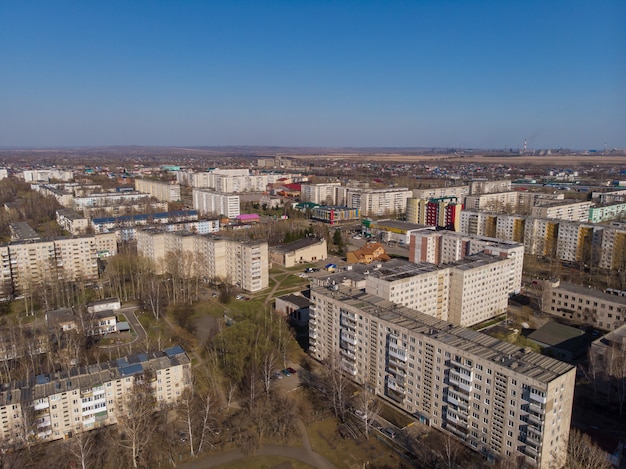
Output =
[
  {"x1": 346, "y1": 242, "x2": 391, "y2": 264},
  {"x1": 270, "y1": 237, "x2": 328, "y2": 268},
  {"x1": 87, "y1": 297, "x2": 121, "y2": 313}
]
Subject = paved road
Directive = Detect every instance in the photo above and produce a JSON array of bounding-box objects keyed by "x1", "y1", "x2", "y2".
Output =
[{"x1": 177, "y1": 420, "x2": 335, "y2": 469}]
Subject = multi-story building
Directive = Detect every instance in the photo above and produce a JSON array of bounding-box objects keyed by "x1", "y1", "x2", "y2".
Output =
[
  {"x1": 409, "y1": 231, "x2": 524, "y2": 295},
  {"x1": 177, "y1": 169, "x2": 284, "y2": 193},
  {"x1": 56, "y1": 209, "x2": 89, "y2": 235},
  {"x1": 0, "y1": 346, "x2": 191, "y2": 443},
  {"x1": 136, "y1": 230, "x2": 268, "y2": 292},
  {"x1": 33, "y1": 185, "x2": 75, "y2": 207},
  {"x1": 406, "y1": 197, "x2": 463, "y2": 230},
  {"x1": 412, "y1": 185, "x2": 469, "y2": 200},
  {"x1": 23, "y1": 170, "x2": 74, "y2": 183},
  {"x1": 308, "y1": 284, "x2": 575, "y2": 468},
  {"x1": 0, "y1": 233, "x2": 117, "y2": 297},
  {"x1": 82, "y1": 202, "x2": 169, "y2": 218},
  {"x1": 541, "y1": 279, "x2": 626, "y2": 331},
  {"x1": 300, "y1": 182, "x2": 342, "y2": 205},
  {"x1": 468, "y1": 179, "x2": 512, "y2": 195},
  {"x1": 588, "y1": 203, "x2": 626, "y2": 223},
  {"x1": 192, "y1": 189, "x2": 240, "y2": 218},
  {"x1": 90, "y1": 210, "x2": 199, "y2": 234},
  {"x1": 592, "y1": 189, "x2": 626, "y2": 204},
  {"x1": 134, "y1": 179, "x2": 180, "y2": 202},
  {"x1": 72, "y1": 192, "x2": 153, "y2": 211},
  {"x1": 531, "y1": 201, "x2": 592, "y2": 222},
  {"x1": 337, "y1": 187, "x2": 412, "y2": 217},
  {"x1": 464, "y1": 192, "x2": 519, "y2": 213}
]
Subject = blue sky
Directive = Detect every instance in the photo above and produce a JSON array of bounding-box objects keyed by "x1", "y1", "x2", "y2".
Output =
[{"x1": 1, "y1": 0, "x2": 624, "y2": 149}]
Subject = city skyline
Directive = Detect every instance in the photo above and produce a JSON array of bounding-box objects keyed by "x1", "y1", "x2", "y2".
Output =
[{"x1": 1, "y1": 0, "x2": 624, "y2": 149}]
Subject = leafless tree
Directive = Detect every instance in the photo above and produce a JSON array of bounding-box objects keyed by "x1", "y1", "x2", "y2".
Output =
[
  {"x1": 322, "y1": 352, "x2": 350, "y2": 422},
  {"x1": 66, "y1": 431, "x2": 97, "y2": 469},
  {"x1": 563, "y1": 427, "x2": 612, "y2": 469},
  {"x1": 354, "y1": 382, "x2": 382, "y2": 439}
]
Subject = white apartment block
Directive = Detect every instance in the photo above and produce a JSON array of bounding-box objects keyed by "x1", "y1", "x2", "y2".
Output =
[
  {"x1": 136, "y1": 230, "x2": 268, "y2": 292},
  {"x1": 82, "y1": 202, "x2": 169, "y2": 218},
  {"x1": 73, "y1": 192, "x2": 152, "y2": 210},
  {"x1": 0, "y1": 233, "x2": 117, "y2": 297},
  {"x1": 0, "y1": 346, "x2": 191, "y2": 443},
  {"x1": 468, "y1": 179, "x2": 512, "y2": 195},
  {"x1": 337, "y1": 187, "x2": 412, "y2": 217},
  {"x1": 300, "y1": 182, "x2": 342, "y2": 205},
  {"x1": 531, "y1": 201, "x2": 592, "y2": 222},
  {"x1": 23, "y1": 170, "x2": 74, "y2": 183},
  {"x1": 412, "y1": 185, "x2": 469, "y2": 200},
  {"x1": 178, "y1": 169, "x2": 283, "y2": 193},
  {"x1": 134, "y1": 179, "x2": 181, "y2": 202},
  {"x1": 192, "y1": 189, "x2": 240, "y2": 218},
  {"x1": 592, "y1": 189, "x2": 626, "y2": 204},
  {"x1": 33, "y1": 185, "x2": 74, "y2": 207},
  {"x1": 447, "y1": 255, "x2": 513, "y2": 327},
  {"x1": 409, "y1": 231, "x2": 524, "y2": 296},
  {"x1": 0, "y1": 169, "x2": 8, "y2": 180},
  {"x1": 365, "y1": 256, "x2": 514, "y2": 327},
  {"x1": 365, "y1": 261, "x2": 450, "y2": 321},
  {"x1": 464, "y1": 192, "x2": 519, "y2": 213},
  {"x1": 517, "y1": 192, "x2": 564, "y2": 213},
  {"x1": 308, "y1": 285, "x2": 575, "y2": 468}
]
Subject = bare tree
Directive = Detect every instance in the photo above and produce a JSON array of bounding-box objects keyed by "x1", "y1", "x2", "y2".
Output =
[
  {"x1": 563, "y1": 427, "x2": 612, "y2": 469},
  {"x1": 353, "y1": 382, "x2": 382, "y2": 439},
  {"x1": 322, "y1": 352, "x2": 350, "y2": 422},
  {"x1": 114, "y1": 373, "x2": 158, "y2": 468},
  {"x1": 66, "y1": 431, "x2": 97, "y2": 469}
]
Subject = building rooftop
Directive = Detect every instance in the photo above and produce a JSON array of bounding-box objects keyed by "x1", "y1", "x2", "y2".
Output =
[
  {"x1": 273, "y1": 237, "x2": 324, "y2": 253},
  {"x1": 312, "y1": 284, "x2": 574, "y2": 384}
]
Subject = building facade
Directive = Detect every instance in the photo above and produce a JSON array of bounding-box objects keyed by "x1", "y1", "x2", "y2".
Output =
[
  {"x1": 134, "y1": 179, "x2": 181, "y2": 202},
  {"x1": 308, "y1": 285, "x2": 575, "y2": 468},
  {"x1": 0, "y1": 346, "x2": 190, "y2": 443},
  {"x1": 192, "y1": 189, "x2": 240, "y2": 218}
]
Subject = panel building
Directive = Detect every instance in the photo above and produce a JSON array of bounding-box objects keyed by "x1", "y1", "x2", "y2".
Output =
[
  {"x1": 308, "y1": 284, "x2": 575, "y2": 469},
  {"x1": 0, "y1": 346, "x2": 190, "y2": 443},
  {"x1": 134, "y1": 179, "x2": 181, "y2": 202},
  {"x1": 192, "y1": 189, "x2": 240, "y2": 219}
]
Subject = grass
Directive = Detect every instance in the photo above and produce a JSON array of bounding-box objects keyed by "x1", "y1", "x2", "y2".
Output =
[{"x1": 213, "y1": 456, "x2": 316, "y2": 469}]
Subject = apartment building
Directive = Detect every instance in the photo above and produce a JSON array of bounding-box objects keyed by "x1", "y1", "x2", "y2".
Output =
[
  {"x1": 409, "y1": 231, "x2": 524, "y2": 295},
  {"x1": 90, "y1": 210, "x2": 198, "y2": 234},
  {"x1": 310, "y1": 206, "x2": 360, "y2": 224},
  {"x1": 300, "y1": 182, "x2": 342, "y2": 205},
  {"x1": 308, "y1": 285, "x2": 575, "y2": 468},
  {"x1": 73, "y1": 192, "x2": 152, "y2": 210},
  {"x1": 517, "y1": 193, "x2": 564, "y2": 214},
  {"x1": 192, "y1": 189, "x2": 240, "y2": 218},
  {"x1": 592, "y1": 189, "x2": 626, "y2": 204},
  {"x1": 33, "y1": 185, "x2": 74, "y2": 207},
  {"x1": 541, "y1": 279, "x2": 626, "y2": 331},
  {"x1": 412, "y1": 185, "x2": 469, "y2": 200},
  {"x1": 136, "y1": 230, "x2": 268, "y2": 292},
  {"x1": 56, "y1": 209, "x2": 89, "y2": 235},
  {"x1": 531, "y1": 201, "x2": 592, "y2": 222},
  {"x1": 464, "y1": 192, "x2": 519, "y2": 213},
  {"x1": 588, "y1": 203, "x2": 626, "y2": 223},
  {"x1": 0, "y1": 346, "x2": 191, "y2": 443},
  {"x1": 337, "y1": 187, "x2": 412, "y2": 217},
  {"x1": 0, "y1": 233, "x2": 117, "y2": 297},
  {"x1": 177, "y1": 169, "x2": 284, "y2": 193},
  {"x1": 468, "y1": 179, "x2": 512, "y2": 195},
  {"x1": 23, "y1": 170, "x2": 74, "y2": 183},
  {"x1": 82, "y1": 202, "x2": 169, "y2": 218},
  {"x1": 134, "y1": 179, "x2": 180, "y2": 202},
  {"x1": 362, "y1": 219, "x2": 430, "y2": 244}
]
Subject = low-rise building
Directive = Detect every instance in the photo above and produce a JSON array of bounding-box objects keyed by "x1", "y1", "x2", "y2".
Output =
[
  {"x1": 56, "y1": 209, "x2": 89, "y2": 235},
  {"x1": 346, "y1": 242, "x2": 390, "y2": 264},
  {"x1": 270, "y1": 237, "x2": 327, "y2": 268}
]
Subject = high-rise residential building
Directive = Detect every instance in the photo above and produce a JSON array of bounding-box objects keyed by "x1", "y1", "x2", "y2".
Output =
[
  {"x1": 136, "y1": 230, "x2": 268, "y2": 292},
  {"x1": 337, "y1": 187, "x2": 412, "y2": 217},
  {"x1": 464, "y1": 192, "x2": 520, "y2": 213},
  {"x1": 177, "y1": 169, "x2": 285, "y2": 192},
  {"x1": 0, "y1": 346, "x2": 191, "y2": 443},
  {"x1": 531, "y1": 201, "x2": 592, "y2": 222},
  {"x1": 406, "y1": 197, "x2": 463, "y2": 230},
  {"x1": 23, "y1": 169, "x2": 74, "y2": 183},
  {"x1": 409, "y1": 231, "x2": 524, "y2": 296},
  {"x1": 412, "y1": 185, "x2": 469, "y2": 200},
  {"x1": 300, "y1": 182, "x2": 342, "y2": 205},
  {"x1": 308, "y1": 284, "x2": 575, "y2": 469},
  {"x1": 468, "y1": 179, "x2": 512, "y2": 195},
  {"x1": 134, "y1": 179, "x2": 181, "y2": 202},
  {"x1": 192, "y1": 189, "x2": 240, "y2": 218}
]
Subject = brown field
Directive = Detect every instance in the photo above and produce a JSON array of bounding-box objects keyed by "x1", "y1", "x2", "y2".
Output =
[{"x1": 288, "y1": 153, "x2": 626, "y2": 165}]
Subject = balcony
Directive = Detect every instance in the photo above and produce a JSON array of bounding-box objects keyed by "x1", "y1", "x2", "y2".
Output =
[
  {"x1": 340, "y1": 317, "x2": 356, "y2": 329},
  {"x1": 388, "y1": 347, "x2": 407, "y2": 362},
  {"x1": 340, "y1": 347, "x2": 356, "y2": 359},
  {"x1": 36, "y1": 415, "x2": 51, "y2": 428},
  {"x1": 341, "y1": 332, "x2": 357, "y2": 345},
  {"x1": 341, "y1": 360, "x2": 357, "y2": 376},
  {"x1": 33, "y1": 401, "x2": 49, "y2": 411}
]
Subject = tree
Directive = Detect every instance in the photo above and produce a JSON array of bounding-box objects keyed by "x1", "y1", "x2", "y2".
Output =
[
  {"x1": 353, "y1": 382, "x2": 382, "y2": 439},
  {"x1": 562, "y1": 427, "x2": 612, "y2": 469},
  {"x1": 66, "y1": 431, "x2": 97, "y2": 469},
  {"x1": 321, "y1": 352, "x2": 350, "y2": 422},
  {"x1": 114, "y1": 372, "x2": 158, "y2": 468},
  {"x1": 333, "y1": 229, "x2": 343, "y2": 254}
]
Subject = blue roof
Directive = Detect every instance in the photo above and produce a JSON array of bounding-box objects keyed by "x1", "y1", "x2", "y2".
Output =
[
  {"x1": 115, "y1": 357, "x2": 128, "y2": 367},
  {"x1": 119, "y1": 363, "x2": 144, "y2": 377},
  {"x1": 164, "y1": 345, "x2": 185, "y2": 357},
  {"x1": 36, "y1": 374, "x2": 50, "y2": 385}
]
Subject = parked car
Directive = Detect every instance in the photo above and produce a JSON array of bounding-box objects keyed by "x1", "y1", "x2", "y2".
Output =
[
  {"x1": 287, "y1": 367, "x2": 297, "y2": 374},
  {"x1": 383, "y1": 428, "x2": 396, "y2": 439},
  {"x1": 354, "y1": 409, "x2": 366, "y2": 420},
  {"x1": 281, "y1": 369, "x2": 291, "y2": 377}
]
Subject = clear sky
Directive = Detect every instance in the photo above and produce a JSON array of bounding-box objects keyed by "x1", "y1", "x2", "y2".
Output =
[{"x1": 1, "y1": 0, "x2": 624, "y2": 149}]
